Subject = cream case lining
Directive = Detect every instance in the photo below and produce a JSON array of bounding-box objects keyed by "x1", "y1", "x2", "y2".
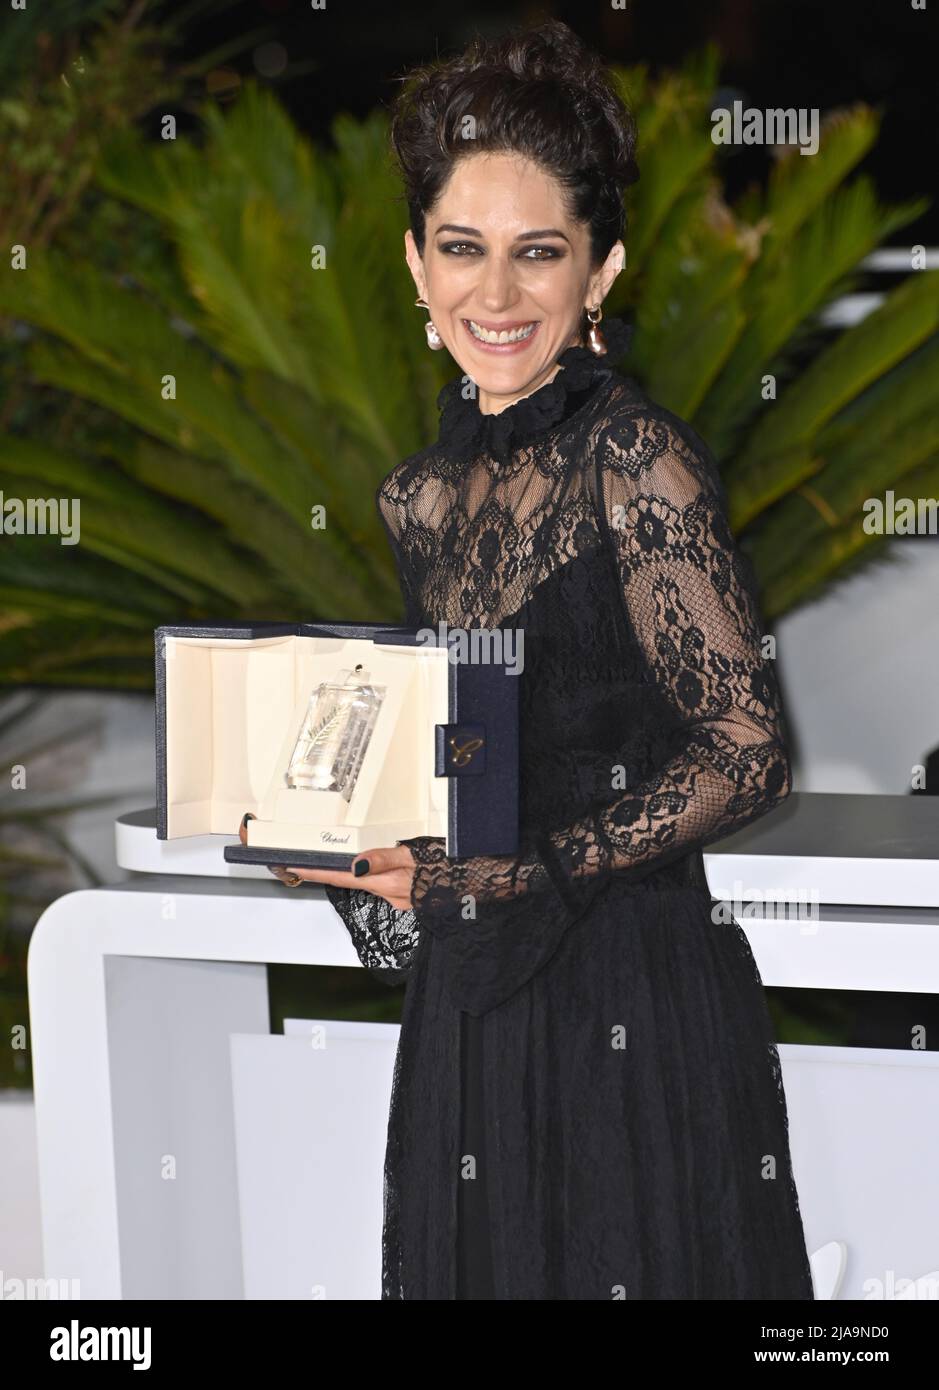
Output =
[{"x1": 162, "y1": 632, "x2": 449, "y2": 854}]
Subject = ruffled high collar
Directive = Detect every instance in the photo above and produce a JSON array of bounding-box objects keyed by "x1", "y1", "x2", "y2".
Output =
[{"x1": 435, "y1": 315, "x2": 634, "y2": 463}]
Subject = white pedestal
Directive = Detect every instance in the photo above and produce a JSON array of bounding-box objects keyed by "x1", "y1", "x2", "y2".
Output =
[{"x1": 26, "y1": 794, "x2": 939, "y2": 1299}]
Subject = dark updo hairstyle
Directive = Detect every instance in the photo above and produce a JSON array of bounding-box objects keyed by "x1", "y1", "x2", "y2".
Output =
[{"x1": 389, "y1": 18, "x2": 639, "y2": 277}]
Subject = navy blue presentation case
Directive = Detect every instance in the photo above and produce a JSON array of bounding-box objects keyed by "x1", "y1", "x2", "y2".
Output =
[{"x1": 154, "y1": 621, "x2": 519, "y2": 869}]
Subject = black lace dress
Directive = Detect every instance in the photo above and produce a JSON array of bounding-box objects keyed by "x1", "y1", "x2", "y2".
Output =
[{"x1": 325, "y1": 317, "x2": 815, "y2": 1301}]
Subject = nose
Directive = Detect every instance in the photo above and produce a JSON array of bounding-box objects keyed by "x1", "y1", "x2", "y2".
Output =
[{"x1": 477, "y1": 254, "x2": 521, "y2": 314}]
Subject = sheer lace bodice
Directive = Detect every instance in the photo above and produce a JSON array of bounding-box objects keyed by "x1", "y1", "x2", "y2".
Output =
[{"x1": 326, "y1": 315, "x2": 792, "y2": 1016}]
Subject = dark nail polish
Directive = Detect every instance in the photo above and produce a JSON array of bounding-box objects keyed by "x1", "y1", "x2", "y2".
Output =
[
  {"x1": 241, "y1": 812, "x2": 255, "y2": 829},
  {"x1": 353, "y1": 858, "x2": 370, "y2": 877},
  {"x1": 267, "y1": 864, "x2": 287, "y2": 876}
]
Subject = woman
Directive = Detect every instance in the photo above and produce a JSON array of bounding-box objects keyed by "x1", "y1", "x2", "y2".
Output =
[{"x1": 268, "y1": 19, "x2": 815, "y2": 1300}]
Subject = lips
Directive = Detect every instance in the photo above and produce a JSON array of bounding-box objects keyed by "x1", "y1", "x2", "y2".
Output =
[
  {"x1": 462, "y1": 318, "x2": 541, "y2": 350},
  {"x1": 467, "y1": 318, "x2": 537, "y2": 332}
]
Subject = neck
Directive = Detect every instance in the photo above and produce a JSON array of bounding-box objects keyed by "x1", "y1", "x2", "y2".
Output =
[
  {"x1": 478, "y1": 361, "x2": 565, "y2": 417},
  {"x1": 477, "y1": 332, "x2": 587, "y2": 416}
]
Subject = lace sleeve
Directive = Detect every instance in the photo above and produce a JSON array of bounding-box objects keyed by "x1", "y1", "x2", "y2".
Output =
[
  {"x1": 400, "y1": 409, "x2": 791, "y2": 922},
  {"x1": 322, "y1": 884, "x2": 421, "y2": 987},
  {"x1": 537, "y1": 409, "x2": 792, "y2": 908}
]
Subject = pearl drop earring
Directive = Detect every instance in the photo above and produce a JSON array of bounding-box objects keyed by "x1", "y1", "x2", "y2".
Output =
[
  {"x1": 415, "y1": 297, "x2": 443, "y2": 351},
  {"x1": 585, "y1": 304, "x2": 608, "y2": 356}
]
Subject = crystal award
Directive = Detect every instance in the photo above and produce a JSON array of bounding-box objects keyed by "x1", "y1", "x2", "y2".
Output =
[{"x1": 286, "y1": 664, "x2": 386, "y2": 801}]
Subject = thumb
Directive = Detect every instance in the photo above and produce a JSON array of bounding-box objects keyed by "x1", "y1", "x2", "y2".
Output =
[{"x1": 350, "y1": 845, "x2": 410, "y2": 878}]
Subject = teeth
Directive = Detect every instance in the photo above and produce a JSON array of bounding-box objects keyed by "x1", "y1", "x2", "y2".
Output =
[{"x1": 467, "y1": 319, "x2": 537, "y2": 344}]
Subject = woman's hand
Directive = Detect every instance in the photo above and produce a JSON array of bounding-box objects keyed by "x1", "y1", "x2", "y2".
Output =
[
  {"x1": 239, "y1": 814, "x2": 417, "y2": 910},
  {"x1": 275, "y1": 846, "x2": 418, "y2": 911}
]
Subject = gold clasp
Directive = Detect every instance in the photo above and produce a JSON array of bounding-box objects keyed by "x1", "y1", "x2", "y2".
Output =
[{"x1": 449, "y1": 734, "x2": 484, "y2": 768}]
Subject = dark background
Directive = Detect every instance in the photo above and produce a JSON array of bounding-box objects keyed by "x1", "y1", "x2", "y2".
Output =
[{"x1": 171, "y1": 0, "x2": 938, "y2": 241}]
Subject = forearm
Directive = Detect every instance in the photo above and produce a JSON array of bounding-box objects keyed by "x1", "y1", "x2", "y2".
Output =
[
  {"x1": 538, "y1": 730, "x2": 791, "y2": 903},
  {"x1": 401, "y1": 728, "x2": 790, "y2": 920}
]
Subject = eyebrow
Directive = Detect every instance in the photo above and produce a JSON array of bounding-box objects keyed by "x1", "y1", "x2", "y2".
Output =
[{"x1": 434, "y1": 224, "x2": 571, "y2": 245}]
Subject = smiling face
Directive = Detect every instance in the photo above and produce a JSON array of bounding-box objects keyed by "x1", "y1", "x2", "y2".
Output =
[{"x1": 405, "y1": 152, "x2": 624, "y2": 416}]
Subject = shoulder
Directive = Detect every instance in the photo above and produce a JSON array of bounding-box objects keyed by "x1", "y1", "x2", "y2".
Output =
[
  {"x1": 375, "y1": 444, "x2": 450, "y2": 539},
  {"x1": 589, "y1": 376, "x2": 741, "y2": 565},
  {"x1": 593, "y1": 374, "x2": 726, "y2": 505}
]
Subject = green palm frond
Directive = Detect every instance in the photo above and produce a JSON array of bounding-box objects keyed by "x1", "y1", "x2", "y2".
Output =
[
  {"x1": 1, "y1": 40, "x2": 936, "y2": 692},
  {"x1": 726, "y1": 270, "x2": 939, "y2": 526},
  {"x1": 697, "y1": 176, "x2": 928, "y2": 450}
]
